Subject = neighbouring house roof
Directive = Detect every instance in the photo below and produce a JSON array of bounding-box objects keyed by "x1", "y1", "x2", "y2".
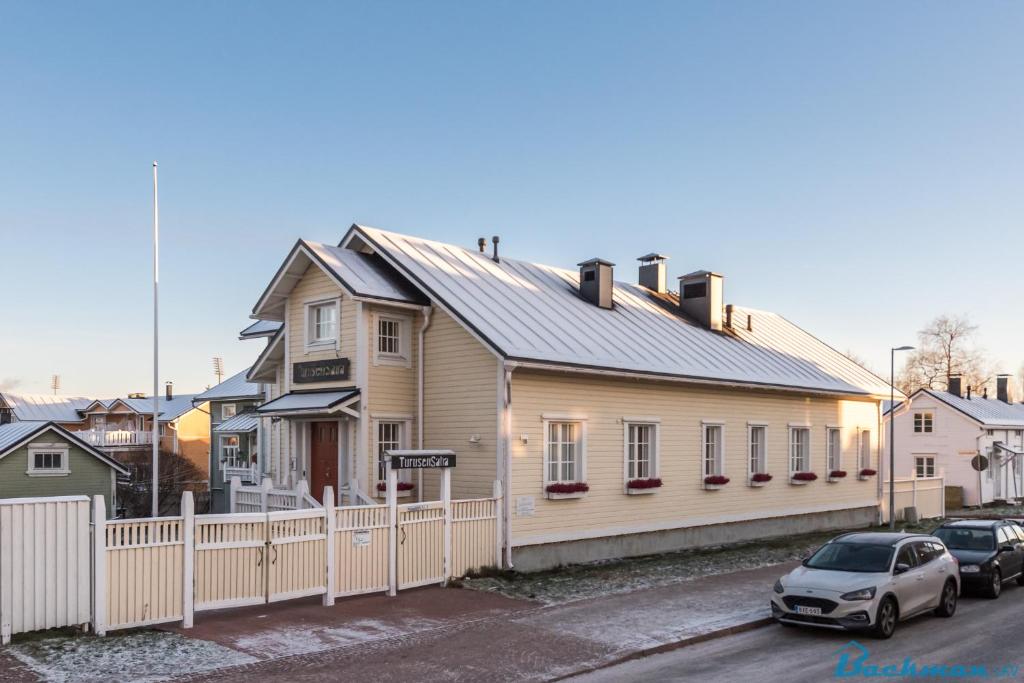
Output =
[
  {"x1": 0, "y1": 393, "x2": 93, "y2": 423},
  {"x1": 195, "y1": 369, "x2": 263, "y2": 402},
  {"x1": 247, "y1": 328, "x2": 284, "y2": 383},
  {"x1": 0, "y1": 421, "x2": 129, "y2": 474},
  {"x1": 116, "y1": 394, "x2": 203, "y2": 421},
  {"x1": 239, "y1": 320, "x2": 283, "y2": 340},
  {"x1": 214, "y1": 412, "x2": 259, "y2": 433},
  {"x1": 343, "y1": 225, "x2": 895, "y2": 398},
  {"x1": 257, "y1": 389, "x2": 360, "y2": 416},
  {"x1": 905, "y1": 389, "x2": 1024, "y2": 428},
  {"x1": 251, "y1": 239, "x2": 428, "y2": 320}
]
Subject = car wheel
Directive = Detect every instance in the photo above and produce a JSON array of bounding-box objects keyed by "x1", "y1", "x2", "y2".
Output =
[
  {"x1": 934, "y1": 580, "x2": 957, "y2": 617},
  {"x1": 872, "y1": 597, "x2": 898, "y2": 639},
  {"x1": 985, "y1": 569, "x2": 1002, "y2": 599}
]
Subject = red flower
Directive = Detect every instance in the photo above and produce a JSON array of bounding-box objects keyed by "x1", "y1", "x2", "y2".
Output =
[
  {"x1": 751, "y1": 472, "x2": 773, "y2": 483},
  {"x1": 859, "y1": 468, "x2": 877, "y2": 477},
  {"x1": 377, "y1": 481, "x2": 415, "y2": 491},
  {"x1": 791, "y1": 472, "x2": 818, "y2": 481},
  {"x1": 829, "y1": 470, "x2": 847, "y2": 478},
  {"x1": 546, "y1": 482, "x2": 590, "y2": 494},
  {"x1": 627, "y1": 478, "x2": 663, "y2": 489},
  {"x1": 704, "y1": 475, "x2": 730, "y2": 486}
]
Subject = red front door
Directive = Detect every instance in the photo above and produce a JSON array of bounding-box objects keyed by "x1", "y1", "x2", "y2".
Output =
[{"x1": 310, "y1": 421, "x2": 338, "y2": 504}]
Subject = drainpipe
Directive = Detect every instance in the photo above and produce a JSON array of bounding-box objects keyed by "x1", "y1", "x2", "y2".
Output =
[
  {"x1": 417, "y1": 306, "x2": 433, "y2": 502},
  {"x1": 976, "y1": 430, "x2": 986, "y2": 509},
  {"x1": 501, "y1": 362, "x2": 516, "y2": 568}
]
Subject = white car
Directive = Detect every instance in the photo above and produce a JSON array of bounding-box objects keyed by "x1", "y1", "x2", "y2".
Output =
[{"x1": 771, "y1": 532, "x2": 960, "y2": 638}]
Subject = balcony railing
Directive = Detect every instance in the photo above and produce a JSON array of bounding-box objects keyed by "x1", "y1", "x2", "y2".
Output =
[{"x1": 78, "y1": 429, "x2": 154, "y2": 448}]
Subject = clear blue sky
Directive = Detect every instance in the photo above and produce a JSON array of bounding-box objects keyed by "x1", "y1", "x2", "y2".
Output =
[{"x1": 1, "y1": 2, "x2": 1021, "y2": 397}]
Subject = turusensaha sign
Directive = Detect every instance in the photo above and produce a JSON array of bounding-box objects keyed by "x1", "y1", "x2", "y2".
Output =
[
  {"x1": 390, "y1": 452, "x2": 456, "y2": 469},
  {"x1": 293, "y1": 358, "x2": 350, "y2": 384}
]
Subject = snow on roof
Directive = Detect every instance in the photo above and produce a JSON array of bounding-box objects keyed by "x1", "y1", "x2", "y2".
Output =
[
  {"x1": 214, "y1": 412, "x2": 259, "y2": 433},
  {"x1": 0, "y1": 421, "x2": 128, "y2": 473},
  {"x1": 351, "y1": 225, "x2": 894, "y2": 397},
  {"x1": 195, "y1": 369, "x2": 263, "y2": 402},
  {"x1": 0, "y1": 393, "x2": 93, "y2": 422},
  {"x1": 917, "y1": 389, "x2": 1024, "y2": 427},
  {"x1": 239, "y1": 320, "x2": 283, "y2": 339}
]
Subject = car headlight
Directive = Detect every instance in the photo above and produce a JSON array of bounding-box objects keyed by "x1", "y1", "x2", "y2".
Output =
[
  {"x1": 960, "y1": 564, "x2": 981, "y2": 573},
  {"x1": 773, "y1": 579, "x2": 785, "y2": 594},
  {"x1": 840, "y1": 587, "x2": 877, "y2": 601}
]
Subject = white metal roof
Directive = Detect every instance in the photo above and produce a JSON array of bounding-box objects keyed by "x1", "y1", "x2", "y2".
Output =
[
  {"x1": 0, "y1": 421, "x2": 51, "y2": 452},
  {"x1": 116, "y1": 394, "x2": 202, "y2": 421},
  {"x1": 915, "y1": 389, "x2": 1024, "y2": 427},
  {"x1": 0, "y1": 393, "x2": 93, "y2": 423},
  {"x1": 0, "y1": 421, "x2": 129, "y2": 473},
  {"x1": 195, "y1": 369, "x2": 263, "y2": 402},
  {"x1": 214, "y1": 412, "x2": 259, "y2": 433},
  {"x1": 349, "y1": 225, "x2": 894, "y2": 397},
  {"x1": 257, "y1": 389, "x2": 360, "y2": 415},
  {"x1": 239, "y1": 320, "x2": 283, "y2": 339}
]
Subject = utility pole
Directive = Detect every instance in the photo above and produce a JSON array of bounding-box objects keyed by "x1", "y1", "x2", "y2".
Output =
[{"x1": 151, "y1": 161, "x2": 161, "y2": 518}]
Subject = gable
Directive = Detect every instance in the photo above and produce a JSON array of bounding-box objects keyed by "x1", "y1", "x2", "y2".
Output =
[{"x1": 0, "y1": 422, "x2": 128, "y2": 474}]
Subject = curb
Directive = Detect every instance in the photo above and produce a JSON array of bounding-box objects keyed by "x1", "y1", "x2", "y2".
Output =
[{"x1": 552, "y1": 616, "x2": 775, "y2": 681}]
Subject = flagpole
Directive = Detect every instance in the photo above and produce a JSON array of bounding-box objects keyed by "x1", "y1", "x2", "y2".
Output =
[{"x1": 151, "y1": 161, "x2": 160, "y2": 518}]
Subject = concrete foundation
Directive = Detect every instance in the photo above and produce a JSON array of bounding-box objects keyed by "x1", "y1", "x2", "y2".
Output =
[{"x1": 510, "y1": 506, "x2": 878, "y2": 573}]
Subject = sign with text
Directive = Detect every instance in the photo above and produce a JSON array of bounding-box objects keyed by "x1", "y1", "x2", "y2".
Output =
[
  {"x1": 352, "y1": 530, "x2": 371, "y2": 548},
  {"x1": 389, "y1": 452, "x2": 456, "y2": 469},
  {"x1": 293, "y1": 358, "x2": 350, "y2": 384}
]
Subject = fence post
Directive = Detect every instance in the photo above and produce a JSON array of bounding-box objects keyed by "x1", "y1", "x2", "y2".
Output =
[
  {"x1": 348, "y1": 478, "x2": 359, "y2": 506},
  {"x1": 940, "y1": 468, "x2": 947, "y2": 518},
  {"x1": 323, "y1": 485, "x2": 335, "y2": 607},
  {"x1": 92, "y1": 495, "x2": 107, "y2": 637},
  {"x1": 911, "y1": 476, "x2": 918, "y2": 512},
  {"x1": 181, "y1": 491, "x2": 195, "y2": 628},
  {"x1": 261, "y1": 477, "x2": 273, "y2": 513},
  {"x1": 229, "y1": 476, "x2": 241, "y2": 513},
  {"x1": 387, "y1": 463, "x2": 398, "y2": 597},
  {"x1": 296, "y1": 480, "x2": 310, "y2": 508},
  {"x1": 492, "y1": 480, "x2": 504, "y2": 569},
  {"x1": 441, "y1": 468, "x2": 452, "y2": 585}
]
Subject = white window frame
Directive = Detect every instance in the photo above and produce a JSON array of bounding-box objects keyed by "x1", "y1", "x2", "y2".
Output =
[
  {"x1": 304, "y1": 298, "x2": 340, "y2": 350},
  {"x1": 859, "y1": 429, "x2": 872, "y2": 470},
  {"x1": 542, "y1": 414, "x2": 587, "y2": 487},
  {"x1": 27, "y1": 443, "x2": 70, "y2": 476},
  {"x1": 913, "y1": 411, "x2": 934, "y2": 434},
  {"x1": 221, "y1": 403, "x2": 237, "y2": 421},
  {"x1": 747, "y1": 423, "x2": 767, "y2": 477},
  {"x1": 373, "y1": 312, "x2": 412, "y2": 368},
  {"x1": 372, "y1": 415, "x2": 413, "y2": 486},
  {"x1": 826, "y1": 426, "x2": 842, "y2": 472},
  {"x1": 915, "y1": 455, "x2": 936, "y2": 479},
  {"x1": 702, "y1": 421, "x2": 725, "y2": 478},
  {"x1": 219, "y1": 434, "x2": 241, "y2": 463},
  {"x1": 623, "y1": 418, "x2": 660, "y2": 483},
  {"x1": 789, "y1": 425, "x2": 811, "y2": 475}
]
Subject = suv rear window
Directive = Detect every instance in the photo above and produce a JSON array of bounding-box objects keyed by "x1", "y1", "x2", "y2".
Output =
[{"x1": 805, "y1": 542, "x2": 895, "y2": 573}]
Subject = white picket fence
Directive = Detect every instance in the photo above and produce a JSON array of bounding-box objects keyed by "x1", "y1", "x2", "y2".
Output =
[
  {"x1": 881, "y1": 475, "x2": 946, "y2": 522},
  {"x1": 0, "y1": 481, "x2": 503, "y2": 642}
]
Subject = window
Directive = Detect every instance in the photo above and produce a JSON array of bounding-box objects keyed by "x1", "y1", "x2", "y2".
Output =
[
  {"x1": 702, "y1": 423, "x2": 724, "y2": 477},
  {"x1": 0, "y1": 406, "x2": 11, "y2": 425},
  {"x1": 221, "y1": 404, "x2": 237, "y2": 420},
  {"x1": 376, "y1": 421, "x2": 405, "y2": 483},
  {"x1": 374, "y1": 314, "x2": 411, "y2": 366},
  {"x1": 895, "y1": 544, "x2": 918, "y2": 569},
  {"x1": 913, "y1": 412, "x2": 934, "y2": 433},
  {"x1": 220, "y1": 435, "x2": 240, "y2": 464},
  {"x1": 92, "y1": 415, "x2": 106, "y2": 431},
  {"x1": 915, "y1": 456, "x2": 935, "y2": 478},
  {"x1": 625, "y1": 422, "x2": 658, "y2": 480},
  {"x1": 27, "y1": 446, "x2": 69, "y2": 476},
  {"x1": 859, "y1": 430, "x2": 872, "y2": 470},
  {"x1": 827, "y1": 428, "x2": 841, "y2": 472},
  {"x1": 306, "y1": 301, "x2": 338, "y2": 346},
  {"x1": 546, "y1": 421, "x2": 584, "y2": 484},
  {"x1": 748, "y1": 425, "x2": 767, "y2": 475},
  {"x1": 997, "y1": 526, "x2": 1014, "y2": 548},
  {"x1": 789, "y1": 427, "x2": 810, "y2": 473}
]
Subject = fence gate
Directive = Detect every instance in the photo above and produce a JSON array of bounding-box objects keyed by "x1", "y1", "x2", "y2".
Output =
[
  {"x1": 266, "y1": 509, "x2": 327, "y2": 603},
  {"x1": 194, "y1": 513, "x2": 267, "y2": 611},
  {"x1": 397, "y1": 502, "x2": 445, "y2": 590}
]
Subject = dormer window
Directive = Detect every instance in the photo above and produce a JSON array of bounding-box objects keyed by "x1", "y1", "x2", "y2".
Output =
[{"x1": 306, "y1": 300, "x2": 338, "y2": 348}]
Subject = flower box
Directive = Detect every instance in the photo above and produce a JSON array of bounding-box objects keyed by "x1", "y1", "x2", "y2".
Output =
[
  {"x1": 626, "y1": 478, "x2": 662, "y2": 495},
  {"x1": 546, "y1": 482, "x2": 589, "y2": 500},
  {"x1": 377, "y1": 482, "x2": 415, "y2": 499},
  {"x1": 858, "y1": 468, "x2": 877, "y2": 481},
  {"x1": 703, "y1": 475, "x2": 730, "y2": 491},
  {"x1": 790, "y1": 472, "x2": 818, "y2": 485},
  {"x1": 749, "y1": 473, "x2": 773, "y2": 488},
  {"x1": 827, "y1": 470, "x2": 847, "y2": 483}
]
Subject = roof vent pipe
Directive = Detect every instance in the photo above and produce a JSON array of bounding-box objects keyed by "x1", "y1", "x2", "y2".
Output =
[
  {"x1": 637, "y1": 253, "x2": 669, "y2": 294},
  {"x1": 746, "y1": 314, "x2": 753, "y2": 332},
  {"x1": 477, "y1": 237, "x2": 486, "y2": 253},
  {"x1": 578, "y1": 258, "x2": 615, "y2": 309},
  {"x1": 948, "y1": 375, "x2": 962, "y2": 398},
  {"x1": 967, "y1": 385, "x2": 972, "y2": 400},
  {"x1": 491, "y1": 236, "x2": 500, "y2": 263},
  {"x1": 165, "y1": 382, "x2": 173, "y2": 401},
  {"x1": 997, "y1": 374, "x2": 1012, "y2": 403},
  {"x1": 725, "y1": 304, "x2": 733, "y2": 328}
]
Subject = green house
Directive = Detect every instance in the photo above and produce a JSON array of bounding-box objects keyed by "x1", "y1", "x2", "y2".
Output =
[{"x1": 0, "y1": 421, "x2": 128, "y2": 515}]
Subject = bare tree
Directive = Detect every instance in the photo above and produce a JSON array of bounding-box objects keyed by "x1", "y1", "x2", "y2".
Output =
[
  {"x1": 117, "y1": 450, "x2": 210, "y2": 518},
  {"x1": 896, "y1": 314, "x2": 990, "y2": 396}
]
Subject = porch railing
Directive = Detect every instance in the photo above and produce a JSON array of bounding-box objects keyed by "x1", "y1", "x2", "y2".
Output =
[{"x1": 79, "y1": 429, "x2": 154, "y2": 448}]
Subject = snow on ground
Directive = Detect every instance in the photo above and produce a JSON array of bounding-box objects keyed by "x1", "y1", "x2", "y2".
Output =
[
  {"x1": 228, "y1": 616, "x2": 446, "y2": 658},
  {"x1": 7, "y1": 630, "x2": 256, "y2": 683},
  {"x1": 464, "y1": 521, "x2": 941, "y2": 605}
]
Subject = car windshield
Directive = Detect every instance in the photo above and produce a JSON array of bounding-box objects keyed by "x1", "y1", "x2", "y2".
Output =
[
  {"x1": 933, "y1": 527, "x2": 995, "y2": 552},
  {"x1": 804, "y1": 542, "x2": 894, "y2": 573}
]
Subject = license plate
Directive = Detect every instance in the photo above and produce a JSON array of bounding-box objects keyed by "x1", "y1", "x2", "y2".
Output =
[{"x1": 796, "y1": 605, "x2": 822, "y2": 616}]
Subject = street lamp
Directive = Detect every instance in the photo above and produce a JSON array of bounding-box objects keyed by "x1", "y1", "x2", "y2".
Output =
[{"x1": 889, "y1": 345, "x2": 915, "y2": 529}]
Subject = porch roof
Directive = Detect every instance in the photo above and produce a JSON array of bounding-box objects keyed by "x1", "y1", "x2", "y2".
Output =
[
  {"x1": 256, "y1": 388, "x2": 360, "y2": 417},
  {"x1": 214, "y1": 413, "x2": 259, "y2": 433}
]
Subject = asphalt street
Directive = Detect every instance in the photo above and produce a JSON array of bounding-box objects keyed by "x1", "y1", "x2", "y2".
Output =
[{"x1": 575, "y1": 582, "x2": 1024, "y2": 682}]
